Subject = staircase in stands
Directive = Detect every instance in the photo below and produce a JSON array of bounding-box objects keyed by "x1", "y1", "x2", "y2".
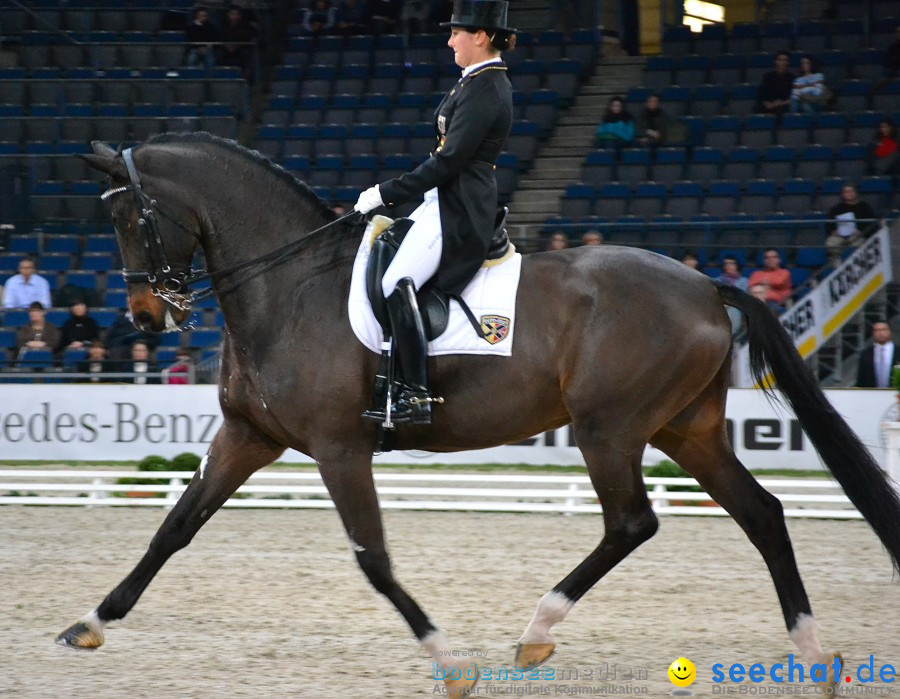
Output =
[{"x1": 506, "y1": 47, "x2": 645, "y2": 235}]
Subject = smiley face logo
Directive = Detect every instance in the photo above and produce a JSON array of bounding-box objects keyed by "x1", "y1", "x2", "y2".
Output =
[{"x1": 668, "y1": 657, "x2": 696, "y2": 688}]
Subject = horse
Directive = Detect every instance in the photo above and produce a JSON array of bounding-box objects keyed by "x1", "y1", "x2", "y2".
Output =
[{"x1": 58, "y1": 133, "x2": 900, "y2": 697}]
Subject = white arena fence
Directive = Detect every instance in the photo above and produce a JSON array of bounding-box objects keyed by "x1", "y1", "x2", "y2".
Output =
[{"x1": 0, "y1": 469, "x2": 864, "y2": 519}]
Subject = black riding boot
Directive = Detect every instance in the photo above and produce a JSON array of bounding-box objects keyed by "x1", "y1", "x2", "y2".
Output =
[{"x1": 386, "y1": 277, "x2": 437, "y2": 425}]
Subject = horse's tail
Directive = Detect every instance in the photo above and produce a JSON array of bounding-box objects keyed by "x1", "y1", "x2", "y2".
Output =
[{"x1": 717, "y1": 282, "x2": 900, "y2": 574}]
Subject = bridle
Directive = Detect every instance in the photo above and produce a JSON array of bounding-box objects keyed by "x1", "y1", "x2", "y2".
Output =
[
  {"x1": 101, "y1": 148, "x2": 208, "y2": 310},
  {"x1": 100, "y1": 147, "x2": 360, "y2": 310}
]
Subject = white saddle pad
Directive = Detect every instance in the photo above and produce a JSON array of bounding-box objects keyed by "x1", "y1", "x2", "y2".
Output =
[{"x1": 348, "y1": 216, "x2": 522, "y2": 357}]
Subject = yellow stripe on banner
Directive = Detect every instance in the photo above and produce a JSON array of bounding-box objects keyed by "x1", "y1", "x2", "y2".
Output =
[
  {"x1": 797, "y1": 335, "x2": 818, "y2": 358},
  {"x1": 823, "y1": 272, "x2": 884, "y2": 337}
]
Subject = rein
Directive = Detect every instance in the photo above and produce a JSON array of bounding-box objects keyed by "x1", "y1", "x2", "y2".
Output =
[{"x1": 101, "y1": 147, "x2": 361, "y2": 308}]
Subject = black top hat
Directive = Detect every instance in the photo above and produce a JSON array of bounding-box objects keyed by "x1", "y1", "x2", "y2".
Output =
[{"x1": 440, "y1": 0, "x2": 517, "y2": 33}]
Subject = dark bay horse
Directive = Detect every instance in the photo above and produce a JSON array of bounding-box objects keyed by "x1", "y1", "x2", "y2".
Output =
[{"x1": 59, "y1": 134, "x2": 900, "y2": 697}]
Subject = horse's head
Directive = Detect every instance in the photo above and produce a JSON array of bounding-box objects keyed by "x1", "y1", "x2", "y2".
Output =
[{"x1": 81, "y1": 141, "x2": 202, "y2": 333}]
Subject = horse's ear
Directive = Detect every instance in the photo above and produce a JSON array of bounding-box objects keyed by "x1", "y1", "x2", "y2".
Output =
[
  {"x1": 91, "y1": 141, "x2": 118, "y2": 158},
  {"x1": 77, "y1": 153, "x2": 128, "y2": 180}
]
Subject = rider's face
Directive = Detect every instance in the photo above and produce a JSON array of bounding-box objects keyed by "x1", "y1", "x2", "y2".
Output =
[{"x1": 448, "y1": 27, "x2": 484, "y2": 69}]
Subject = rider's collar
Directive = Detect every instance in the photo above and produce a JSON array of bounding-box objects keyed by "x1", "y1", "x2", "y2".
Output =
[{"x1": 461, "y1": 57, "x2": 502, "y2": 78}]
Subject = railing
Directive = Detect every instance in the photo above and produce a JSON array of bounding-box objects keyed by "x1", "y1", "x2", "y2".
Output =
[{"x1": 0, "y1": 469, "x2": 863, "y2": 518}]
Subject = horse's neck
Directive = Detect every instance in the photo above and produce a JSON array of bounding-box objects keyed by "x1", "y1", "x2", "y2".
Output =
[{"x1": 202, "y1": 203, "x2": 354, "y2": 348}]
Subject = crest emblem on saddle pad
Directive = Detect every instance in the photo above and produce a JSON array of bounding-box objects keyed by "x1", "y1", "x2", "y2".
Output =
[{"x1": 480, "y1": 315, "x2": 511, "y2": 344}]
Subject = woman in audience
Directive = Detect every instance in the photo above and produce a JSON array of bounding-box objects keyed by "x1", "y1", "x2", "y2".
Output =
[
  {"x1": 595, "y1": 96, "x2": 635, "y2": 146},
  {"x1": 790, "y1": 55, "x2": 829, "y2": 113},
  {"x1": 867, "y1": 119, "x2": 900, "y2": 176},
  {"x1": 58, "y1": 301, "x2": 100, "y2": 352}
]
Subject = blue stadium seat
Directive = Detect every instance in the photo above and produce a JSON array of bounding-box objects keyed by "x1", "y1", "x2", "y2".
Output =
[
  {"x1": 617, "y1": 149, "x2": 652, "y2": 185},
  {"x1": 742, "y1": 179, "x2": 778, "y2": 212},
  {"x1": 66, "y1": 270, "x2": 97, "y2": 289},
  {"x1": 189, "y1": 328, "x2": 223, "y2": 349},
  {"x1": 759, "y1": 146, "x2": 796, "y2": 184},
  {"x1": 84, "y1": 236, "x2": 118, "y2": 253},
  {"x1": 631, "y1": 183, "x2": 667, "y2": 218},
  {"x1": 578, "y1": 150, "x2": 614, "y2": 188},
  {"x1": 721, "y1": 147, "x2": 759, "y2": 181},
  {"x1": 0, "y1": 329, "x2": 16, "y2": 351},
  {"x1": 650, "y1": 147, "x2": 687, "y2": 184},
  {"x1": 777, "y1": 178, "x2": 817, "y2": 214},
  {"x1": 667, "y1": 181, "x2": 704, "y2": 217},
  {"x1": 595, "y1": 182, "x2": 630, "y2": 218},
  {"x1": 559, "y1": 184, "x2": 594, "y2": 220},
  {"x1": 704, "y1": 180, "x2": 741, "y2": 216}
]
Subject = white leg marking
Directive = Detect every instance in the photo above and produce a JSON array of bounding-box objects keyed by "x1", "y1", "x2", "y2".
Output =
[
  {"x1": 518, "y1": 591, "x2": 574, "y2": 644},
  {"x1": 80, "y1": 609, "x2": 105, "y2": 635},
  {"x1": 348, "y1": 538, "x2": 366, "y2": 553},
  {"x1": 422, "y1": 629, "x2": 455, "y2": 669},
  {"x1": 199, "y1": 453, "x2": 209, "y2": 480},
  {"x1": 789, "y1": 613, "x2": 827, "y2": 665}
]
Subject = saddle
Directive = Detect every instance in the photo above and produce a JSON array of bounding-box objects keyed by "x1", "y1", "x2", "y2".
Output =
[{"x1": 365, "y1": 207, "x2": 510, "y2": 342}]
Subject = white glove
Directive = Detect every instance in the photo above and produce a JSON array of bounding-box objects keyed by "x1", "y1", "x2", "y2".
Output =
[{"x1": 354, "y1": 185, "x2": 383, "y2": 214}]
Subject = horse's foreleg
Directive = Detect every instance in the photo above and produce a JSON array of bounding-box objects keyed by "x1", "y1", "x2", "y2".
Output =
[
  {"x1": 653, "y1": 422, "x2": 842, "y2": 693},
  {"x1": 317, "y1": 456, "x2": 478, "y2": 699},
  {"x1": 516, "y1": 442, "x2": 657, "y2": 671},
  {"x1": 56, "y1": 417, "x2": 283, "y2": 649}
]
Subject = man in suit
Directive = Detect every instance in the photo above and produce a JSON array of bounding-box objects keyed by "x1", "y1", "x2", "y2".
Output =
[{"x1": 856, "y1": 321, "x2": 895, "y2": 388}]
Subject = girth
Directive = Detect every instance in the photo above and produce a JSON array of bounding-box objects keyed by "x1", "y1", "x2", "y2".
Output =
[{"x1": 365, "y1": 207, "x2": 510, "y2": 342}]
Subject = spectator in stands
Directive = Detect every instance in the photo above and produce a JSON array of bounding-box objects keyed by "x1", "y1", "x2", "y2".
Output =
[
  {"x1": 58, "y1": 301, "x2": 100, "y2": 352},
  {"x1": 2, "y1": 257, "x2": 52, "y2": 310},
  {"x1": 334, "y1": 0, "x2": 368, "y2": 35},
  {"x1": 547, "y1": 232, "x2": 569, "y2": 250},
  {"x1": 595, "y1": 96, "x2": 635, "y2": 146},
  {"x1": 876, "y1": 25, "x2": 900, "y2": 89},
  {"x1": 14, "y1": 302, "x2": 61, "y2": 356},
  {"x1": 867, "y1": 119, "x2": 900, "y2": 177},
  {"x1": 635, "y1": 94, "x2": 667, "y2": 147},
  {"x1": 77, "y1": 341, "x2": 111, "y2": 383},
  {"x1": 548, "y1": 0, "x2": 580, "y2": 34},
  {"x1": 758, "y1": 51, "x2": 794, "y2": 119},
  {"x1": 715, "y1": 255, "x2": 748, "y2": 337},
  {"x1": 163, "y1": 349, "x2": 194, "y2": 385},
  {"x1": 104, "y1": 309, "x2": 160, "y2": 361},
  {"x1": 825, "y1": 184, "x2": 878, "y2": 266},
  {"x1": 680, "y1": 250, "x2": 699, "y2": 269},
  {"x1": 790, "y1": 55, "x2": 830, "y2": 113},
  {"x1": 581, "y1": 230, "x2": 603, "y2": 246},
  {"x1": 367, "y1": 0, "x2": 400, "y2": 34},
  {"x1": 302, "y1": 0, "x2": 337, "y2": 36},
  {"x1": 218, "y1": 6, "x2": 256, "y2": 77},
  {"x1": 184, "y1": 6, "x2": 218, "y2": 70},
  {"x1": 401, "y1": 0, "x2": 433, "y2": 36},
  {"x1": 856, "y1": 321, "x2": 895, "y2": 388},
  {"x1": 124, "y1": 341, "x2": 160, "y2": 385},
  {"x1": 749, "y1": 282, "x2": 770, "y2": 304},
  {"x1": 748, "y1": 248, "x2": 792, "y2": 310}
]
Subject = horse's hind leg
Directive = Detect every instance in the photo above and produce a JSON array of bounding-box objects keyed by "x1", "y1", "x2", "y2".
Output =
[
  {"x1": 56, "y1": 417, "x2": 283, "y2": 649},
  {"x1": 317, "y1": 454, "x2": 478, "y2": 698},
  {"x1": 516, "y1": 440, "x2": 658, "y2": 670},
  {"x1": 651, "y1": 369, "x2": 842, "y2": 690}
]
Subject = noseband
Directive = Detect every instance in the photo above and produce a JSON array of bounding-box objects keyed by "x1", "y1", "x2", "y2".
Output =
[{"x1": 100, "y1": 147, "x2": 362, "y2": 310}]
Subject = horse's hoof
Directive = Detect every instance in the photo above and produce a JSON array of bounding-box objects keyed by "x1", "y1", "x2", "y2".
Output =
[
  {"x1": 444, "y1": 661, "x2": 479, "y2": 699},
  {"x1": 55, "y1": 620, "x2": 104, "y2": 649},
  {"x1": 514, "y1": 642, "x2": 555, "y2": 671},
  {"x1": 815, "y1": 651, "x2": 843, "y2": 695}
]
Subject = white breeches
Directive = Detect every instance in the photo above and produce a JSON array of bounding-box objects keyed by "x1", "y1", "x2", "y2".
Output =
[{"x1": 381, "y1": 188, "x2": 443, "y2": 297}]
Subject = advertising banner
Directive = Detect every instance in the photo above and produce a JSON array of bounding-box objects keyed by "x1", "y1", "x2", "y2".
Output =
[
  {"x1": 736, "y1": 227, "x2": 891, "y2": 386},
  {"x1": 0, "y1": 385, "x2": 894, "y2": 470}
]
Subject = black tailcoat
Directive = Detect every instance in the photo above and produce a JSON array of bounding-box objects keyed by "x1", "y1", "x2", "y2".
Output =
[{"x1": 378, "y1": 61, "x2": 513, "y2": 296}]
